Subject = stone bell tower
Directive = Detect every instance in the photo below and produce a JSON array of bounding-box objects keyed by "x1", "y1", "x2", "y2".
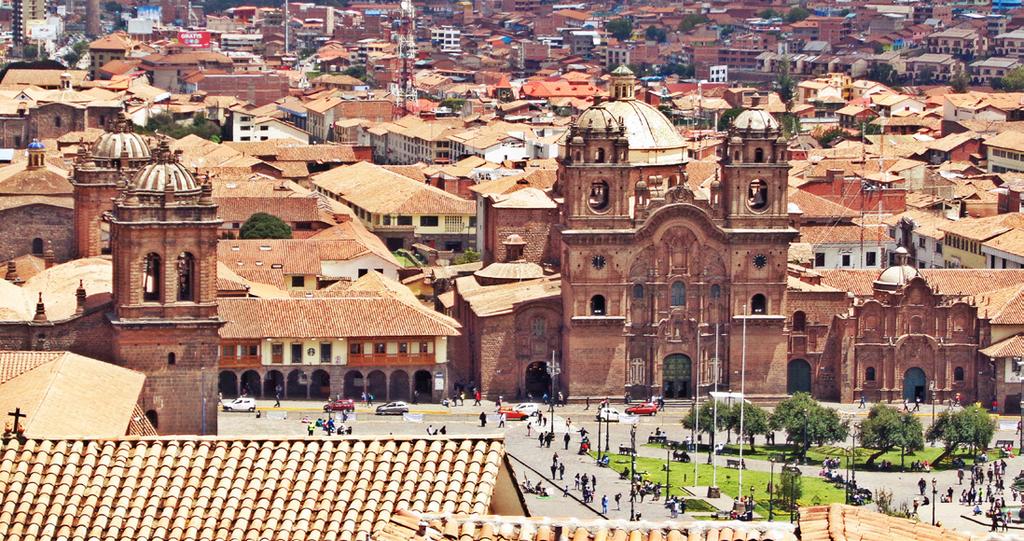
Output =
[{"x1": 109, "y1": 141, "x2": 221, "y2": 435}]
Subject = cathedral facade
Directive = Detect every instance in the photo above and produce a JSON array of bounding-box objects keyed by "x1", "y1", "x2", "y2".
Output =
[{"x1": 452, "y1": 67, "x2": 1024, "y2": 409}]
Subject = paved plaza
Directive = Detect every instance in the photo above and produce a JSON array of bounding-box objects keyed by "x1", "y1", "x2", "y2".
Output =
[{"x1": 219, "y1": 398, "x2": 1024, "y2": 533}]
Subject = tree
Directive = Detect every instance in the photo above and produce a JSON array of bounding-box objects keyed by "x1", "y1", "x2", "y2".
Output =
[
  {"x1": 239, "y1": 213, "x2": 292, "y2": 240},
  {"x1": 925, "y1": 404, "x2": 996, "y2": 465},
  {"x1": 718, "y1": 107, "x2": 745, "y2": 131},
  {"x1": 677, "y1": 14, "x2": 709, "y2": 33},
  {"x1": 453, "y1": 249, "x2": 480, "y2": 265},
  {"x1": 140, "y1": 112, "x2": 221, "y2": 140},
  {"x1": 868, "y1": 63, "x2": 897, "y2": 85},
  {"x1": 1000, "y1": 66, "x2": 1024, "y2": 91},
  {"x1": 660, "y1": 63, "x2": 695, "y2": 78},
  {"x1": 776, "y1": 58, "x2": 795, "y2": 105},
  {"x1": 950, "y1": 69, "x2": 970, "y2": 93},
  {"x1": 607, "y1": 18, "x2": 634, "y2": 41},
  {"x1": 771, "y1": 393, "x2": 849, "y2": 458},
  {"x1": 758, "y1": 9, "x2": 781, "y2": 19},
  {"x1": 682, "y1": 401, "x2": 718, "y2": 440},
  {"x1": 858, "y1": 404, "x2": 924, "y2": 465},
  {"x1": 645, "y1": 26, "x2": 667, "y2": 43},
  {"x1": 728, "y1": 402, "x2": 771, "y2": 451},
  {"x1": 343, "y1": 64, "x2": 368, "y2": 81},
  {"x1": 815, "y1": 126, "x2": 847, "y2": 148},
  {"x1": 776, "y1": 466, "x2": 803, "y2": 511},
  {"x1": 785, "y1": 7, "x2": 811, "y2": 23}
]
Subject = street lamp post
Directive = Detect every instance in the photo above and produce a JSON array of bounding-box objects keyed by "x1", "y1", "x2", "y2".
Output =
[
  {"x1": 605, "y1": 397, "x2": 610, "y2": 458},
  {"x1": 597, "y1": 404, "x2": 603, "y2": 463},
  {"x1": 768, "y1": 455, "x2": 778, "y2": 521},
  {"x1": 548, "y1": 352, "x2": 560, "y2": 427},
  {"x1": 931, "y1": 477, "x2": 937, "y2": 526},
  {"x1": 629, "y1": 424, "x2": 637, "y2": 520},
  {"x1": 1016, "y1": 358, "x2": 1024, "y2": 452},
  {"x1": 801, "y1": 407, "x2": 809, "y2": 463},
  {"x1": 930, "y1": 381, "x2": 936, "y2": 429}
]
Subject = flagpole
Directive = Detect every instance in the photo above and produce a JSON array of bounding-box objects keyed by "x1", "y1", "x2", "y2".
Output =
[{"x1": 712, "y1": 322, "x2": 719, "y2": 489}]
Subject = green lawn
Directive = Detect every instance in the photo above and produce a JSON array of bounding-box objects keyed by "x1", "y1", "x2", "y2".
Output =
[
  {"x1": 391, "y1": 251, "x2": 419, "y2": 268},
  {"x1": 597, "y1": 452, "x2": 846, "y2": 521},
  {"x1": 645, "y1": 442, "x2": 1000, "y2": 472}
]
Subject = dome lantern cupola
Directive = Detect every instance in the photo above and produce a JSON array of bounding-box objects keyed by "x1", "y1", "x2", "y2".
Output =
[{"x1": 609, "y1": 64, "x2": 636, "y2": 101}]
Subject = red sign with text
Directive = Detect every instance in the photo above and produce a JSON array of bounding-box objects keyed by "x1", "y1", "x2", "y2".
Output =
[{"x1": 177, "y1": 31, "x2": 211, "y2": 48}]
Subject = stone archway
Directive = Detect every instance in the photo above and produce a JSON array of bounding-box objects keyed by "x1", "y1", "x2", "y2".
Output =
[
  {"x1": 240, "y1": 370, "x2": 261, "y2": 398},
  {"x1": 787, "y1": 359, "x2": 812, "y2": 394},
  {"x1": 286, "y1": 369, "x2": 307, "y2": 399},
  {"x1": 524, "y1": 361, "x2": 550, "y2": 400},
  {"x1": 390, "y1": 370, "x2": 410, "y2": 401},
  {"x1": 414, "y1": 370, "x2": 432, "y2": 397},
  {"x1": 903, "y1": 368, "x2": 927, "y2": 402},
  {"x1": 367, "y1": 370, "x2": 387, "y2": 401},
  {"x1": 218, "y1": 371, "x2": 238, "y2": 399},
  {"x1": 310, "y1": 369, "x2": 331, "y2": 399},
  {"x1": 663, "y1": 354, "x2": 692, "y2": 399},
  {"x1": 344, "y1": 370, "x2": 364, "y2": 398},
  {"x1": 263, "y1": 370, "x2": 283, "y2": 397}
]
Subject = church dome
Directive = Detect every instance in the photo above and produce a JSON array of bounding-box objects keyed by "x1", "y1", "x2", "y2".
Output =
[
  {"x1": 575, "y1": 100, "x2": 685, "y2": 151},
  {"x1": 27, "y1": 139, "x2": 45, "y2": 150},
  {"x1": 92, "y1": 115, "x2": 151, "y2": 161},
  {"x1": 474, "y1": 261, "x2": 544, "y2": 283},
  {"x1": 873, "y1": 248, "x2": 920, "y2": 291},
  {"x1": 732, "y1": 109, "x2": 780, "y2": 132},
  {"x1": 129, "y1": 142, "x2": 199, "y2": 193}
]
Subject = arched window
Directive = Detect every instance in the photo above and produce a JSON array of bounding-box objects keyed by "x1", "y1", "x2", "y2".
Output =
[
  {"x1": 31, "y1": 238, "x2": 43, "y2": 255},
  {"x1": 670, "y1": 282, "x2": 686, "y2": 306},
  {"x1": 531, "y1": 317, "x2": 545, "y2": 338},
  {"x1": 142, "y1": 253, "x2": 162, "y2": 302},
  {"x1": 754, "y1": 147, "x2": 765, "y2": 163},
  {"x1": 177, "y1": 252, "x2": 196, "y2": 302},
  {"x1": 733, "y1": 150, "x2": 740, "y2": 162},
  {"x1": 792, "y1": 311, "x2": 806, "y2": 332},
  {"x1": 588, "y1": 181, "x2": 609, "y2": 212},
  {"x1": 574, "y1": 151, "x2": 581, "y2": 162},
  {"x1": 54, "y1": 116, "x2": 61, "y2": 128},
  {"x1": 168, "y1": 352, "x2": 176, "y2": 365},
  {"x1": 954, "y1": 366, "x2": 965, "y2": 381},
  {"x1": 866, "y1": 367, "x2": 876, "y2": 381},
  {"x1": 710, "y1": 284, "x2": 721, "y2": 298},
  {"x1": 590, "y1": 295, "x2": 606, "y2": 316},
  {"x1": 145, "y1": 409, "x2": 158, "y2": 429},
  {"x1": 751, "y1": 294, "x2": 767, "y2": 314},
  {"x1": 632, "y1": 283, "x2": 644, "y2": 299},
  {"x1": 747, "y1": 179, "x2": 768, "y2": 210},
  {"x1": 595, "y1": 148, "x2": 606, "y2": 163}
]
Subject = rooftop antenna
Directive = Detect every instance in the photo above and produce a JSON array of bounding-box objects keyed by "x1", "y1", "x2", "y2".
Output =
[
  {"x1": 394, "y1": 0, "x2": 418, "y2": 112},
  {"x1": 284, "y1": 0, "x2": 290, "y2": 54}
]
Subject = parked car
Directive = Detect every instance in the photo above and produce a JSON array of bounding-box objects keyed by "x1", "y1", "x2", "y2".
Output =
[
  {"x1": 222, "y1": 397, "x2": 256, "y2": 412},
  {"x1": 497, "y1": 407, "x2": 530, "y2": 420},
  {"x1": 595, "y1": 407, "x2": 622, "y2": 422},
  {"x1": 625, "y1": 402, "x2": 658, "y2": 416},
  {"x1": 323, "y1": 398, "x2": 356, "y2": 412},
  {"x1": 512, "y1": 403, "x2": 541, "y2": 416},
  {"x1": 375, "y1": 401, "x2": 410, "y2": 415}
]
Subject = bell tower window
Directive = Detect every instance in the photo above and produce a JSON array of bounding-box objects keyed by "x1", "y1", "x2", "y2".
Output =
[
  {"x1": 747, "y1": 179, "x2": 769, "y2": 211},
  {"x1": 595, "y1": 148, "x2": 606, "y2": 163},
  {"x1": 590, "y1": 295, "x2": 606, "y2": 315},
  {"x1": 754, "y1": 147, "x2": 765, "y2": 163},
  {"x1": 142, "y1": 253, "x2": 162, "y2": 302},
  {"x1": 751, "y1": 294, "x2": 767, "y2": 314},
  {"x1": 588, "y1": 181, "x2": 610, "y2": 212},
  {"x1": 177, "y1": 252, "x2": 196, "y2": 302}
]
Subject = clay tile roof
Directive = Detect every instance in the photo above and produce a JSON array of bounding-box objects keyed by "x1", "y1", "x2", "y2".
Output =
[
  {"x1": 312, "y1": 162, "x2": 475, "y2": 216},
  {"x1": 788, "y1": 189, "x2": 859, "y2": 220},
  {"x1": 981, "y1": 333, "x2": 1024, "y2": 358},
  {"x1": 798, "y1": 504, "x2": 970, "y2": 541},
  {"x1": 374, "y1": 511, "x2": 797, "y2": 541},
  {"x1": 216, "y1": 196, "x2": 328, "y2": 225},
  {"x1": 0, "y1": 436, "x2": 511, "y2": 541},
  {"x1": 0, "y1": 351, "x2": 65, "y2": 384},
  {"x1": 0, "y1": 351, "x2": 145, "y2": 438},
  {"x1": 798, "y1": 224, "x2": 892, "y2": 245},
  {"x1": 817, "y1": 269, "x2": 1024, "y2": 298}
]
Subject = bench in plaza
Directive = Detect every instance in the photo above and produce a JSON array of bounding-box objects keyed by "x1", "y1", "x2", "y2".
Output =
[{"x1": 726, "y1": 459, "x2": 744, "y2": 469}]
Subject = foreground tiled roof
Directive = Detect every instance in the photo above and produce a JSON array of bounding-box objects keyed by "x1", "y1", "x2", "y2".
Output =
[
  {"x1": 981, "y1": 333, "x2": 1024, "y2": 358},
  {"x1": 0, "y1": 437, "x2": 510, "y2": 541},
  {"x1": 0, "y1": 351, "x2": 63, "y2": 384},
  {"x1": 374, "y1": 510, "x2": 798, "y2": 541},
  {"x1": 798, "y1": 504, "x2": 971, "y2": 541}
]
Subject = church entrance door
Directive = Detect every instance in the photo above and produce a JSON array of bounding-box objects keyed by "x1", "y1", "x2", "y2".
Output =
[
  {"x1": 787, "y1": 359, "x2": 812, "y2": 394},
  {"x1": 903, "y1": 368, "x2": 927, "y2": 402},
  {"x1": 524, "y1": 361, "x2": 551, "y2": 400},
  {"x1": 663, "y1": 354, "x2": 692, "y2": 399}
]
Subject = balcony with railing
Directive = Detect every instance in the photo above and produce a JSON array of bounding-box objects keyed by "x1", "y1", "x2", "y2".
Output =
[{"x1": 347, "y1": 352, "x2": 436, "y2": 366}]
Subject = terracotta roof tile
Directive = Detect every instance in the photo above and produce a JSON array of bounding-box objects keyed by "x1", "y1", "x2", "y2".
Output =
[
  {"x1": 798, "y1": 504, "x2": 970, "y2": 541},
  {"x1": 313, "y1": 162, "x2": 475, "y2": 216},
  {"x1": 0, "y1": 351, "x2": 64, "y2": 384},
  {"x1": 0, "y1": 437, "x2": 509, "y2": 541},
  {"x1": 817, "y1": 269, "x2": 1024, "y2": 298},
  {"x1": 373, "y1": 511, "x2": 798, "y2": 541}
]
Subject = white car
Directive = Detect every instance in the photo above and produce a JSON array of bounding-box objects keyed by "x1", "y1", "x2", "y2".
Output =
[
  {"x1": 595, "y1": 407, "x2": 622, "y2": 422},
  {"x1": 222, "y1": 397, "x2": 256, "y2": 412},
  {"x1": 513, "y1": 403, "x2": 541, "y2": 416}
]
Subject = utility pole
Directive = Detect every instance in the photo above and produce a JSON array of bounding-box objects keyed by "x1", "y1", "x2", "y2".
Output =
[
  {"x1": 629, "y1": 424, "x2": 637, "y2": 520},
  {"x1": 284, "y1": 0, "x2": 290, "y2": 54}
]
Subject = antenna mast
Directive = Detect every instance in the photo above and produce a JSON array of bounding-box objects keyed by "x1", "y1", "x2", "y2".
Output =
[
  {"x1": 394, "y1": 0, "x2": 418, "y2": 112},
  {"x1": 284, "y1": 0, "x2": 290, "y2": 54}
]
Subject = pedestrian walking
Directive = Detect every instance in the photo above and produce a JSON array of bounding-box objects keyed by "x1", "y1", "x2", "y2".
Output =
[
  {"x1": 538, "y1": 432, "x2": 545, "y2": 447},
  {"x1": 564, "y1": 432, "x2": 571, "y2": 450},
  {"x1": 275, "y1": 391, "x2": 282, "y2": 408},
  {"x1": 474, "y1": 390, "x2": 481, "y2": 406},
  {"x1": 574, "y1": 473, "x2": 581, "y2": 490},
  {"x1": 479, "y1": 411, "x2": 487, "y2": 428},
  {"x1": 564, "y1": 484, "x2": 569, "y2": 497},
  {"x1": 615, "y1": 493, "x2": 621, "y2": 510},
  {"x1": 585, "y1": 397, "x2": 590, "y2": 410},
  {"x1": 601, "y1": 494, "x2": 608, "y2": 515},
  {"x1": 558, "y1": 462, "x2": 565, "y2": 480},
  {"x1": 550, "y1": 463, "x2": 558, "y2": 479},
  {"x1": 591, "y1": 474, "x2": 597, "y2": 490},
  {"x1": 859, "y1": 394, "x2": 865, "y2": 409},
  {"x1": 499, "y1": 413, "x2": 506, "y2": 428},
  {"x1": 914, "y1": 396, "x2": 921, "y2": 411},
  {"x1": 919, "y1": 477, "x2": 927, "y2": 495}
]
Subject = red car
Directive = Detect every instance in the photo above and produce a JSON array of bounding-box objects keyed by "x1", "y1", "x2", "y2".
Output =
[
  {"x1": 625, "y1": 402, "x2": 658, "y2": 416},
  {"x1": 497, "y1": 408, "x2": 530, "y2": 421},
  {"x1": 324, "y1": 399, "x2": 356, "y2": 412}
]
